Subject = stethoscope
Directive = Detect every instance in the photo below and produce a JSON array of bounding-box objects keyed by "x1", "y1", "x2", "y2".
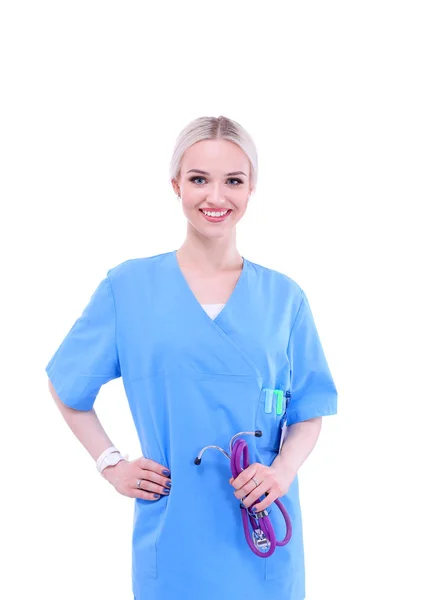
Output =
[{"x1": 194, "y1": 430, "x2": 292, "y2": 558}]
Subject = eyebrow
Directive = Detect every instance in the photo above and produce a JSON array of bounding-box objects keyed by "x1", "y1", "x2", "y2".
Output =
[{"x1": 186, "y1": 169, "x2": 248, "y2": 177}]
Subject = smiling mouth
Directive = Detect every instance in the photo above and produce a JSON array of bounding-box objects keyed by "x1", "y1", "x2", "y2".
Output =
[{"x1": 199, "y1": 209, "x2": 232, "y2": 218}]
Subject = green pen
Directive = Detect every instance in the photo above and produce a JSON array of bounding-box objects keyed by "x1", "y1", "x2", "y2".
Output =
[{"x1": 275, "y1": 390, "x2": 284, "y2": 415}]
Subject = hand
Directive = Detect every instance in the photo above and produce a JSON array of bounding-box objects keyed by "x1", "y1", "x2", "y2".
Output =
[
  {"x1": 229, "y1": 462, "x2": 295, "y2": 513},
  {"x1": 102, "y1": 456, "x2": 172, "y2": 501}
]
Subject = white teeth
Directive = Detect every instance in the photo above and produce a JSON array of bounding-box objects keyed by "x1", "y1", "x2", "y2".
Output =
[{"x1": 202, "y1": 210, "x2": 228, "y2": 217}]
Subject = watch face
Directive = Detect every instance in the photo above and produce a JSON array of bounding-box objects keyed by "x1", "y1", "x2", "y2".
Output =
[{"x1": 106, "y1": 453, "x2": 122, "y2": 466}]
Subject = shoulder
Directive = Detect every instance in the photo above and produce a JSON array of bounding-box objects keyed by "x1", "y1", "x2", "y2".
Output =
[
  {"x1": 107, "y1": 252, "x2": 172, "y2": 292},
  {"x1": 245, "y1": 257, "x2": 304, "y2": 299},
  {"x1": 106, "y1": 251, "x2": 173, "y2": 284}
]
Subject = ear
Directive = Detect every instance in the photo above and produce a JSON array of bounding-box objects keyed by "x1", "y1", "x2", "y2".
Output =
[{"x1": 171, "y1": 178, "x2": 180, "y2": 196}]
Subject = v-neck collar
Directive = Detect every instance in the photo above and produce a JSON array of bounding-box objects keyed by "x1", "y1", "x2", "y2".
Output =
[{"x1": 170, "y1": 249, "x2": 249, "y2": 325}]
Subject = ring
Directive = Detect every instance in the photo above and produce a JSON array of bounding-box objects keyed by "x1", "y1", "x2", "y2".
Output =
[
  {"x1": 252, "y1": 477, "x2": 259, "y2": 488},
  {"x1": 136, "y1": 479, "x2": 143, "y2": 489}
]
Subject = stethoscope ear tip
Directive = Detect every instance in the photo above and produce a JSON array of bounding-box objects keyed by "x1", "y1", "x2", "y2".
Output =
[
  {"x1": 255, "y1": 430, "x2": 263, "y2": 437},
  {"x1": 194, "y1": 457, "x2": 202, "y2": 465}
]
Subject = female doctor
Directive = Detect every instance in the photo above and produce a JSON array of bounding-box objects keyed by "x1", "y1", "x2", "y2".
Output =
[{"x1": 46, "y1": 115, "x2": 337, "y2": 600}]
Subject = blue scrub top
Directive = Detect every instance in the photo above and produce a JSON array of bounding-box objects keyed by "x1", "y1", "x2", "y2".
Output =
[{"x1": 45, "y1": 250, "x2": 338, "y2": 600}]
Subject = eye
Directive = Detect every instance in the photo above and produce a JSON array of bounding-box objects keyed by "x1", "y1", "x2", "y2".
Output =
[{"x1": 189, "y1": 176, "x2": 243, "y2": 186}]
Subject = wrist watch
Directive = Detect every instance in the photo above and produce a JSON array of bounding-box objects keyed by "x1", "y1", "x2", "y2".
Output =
[
  {"x1": 96, "y1": 446, "x2": 128, "y2": 474},
  {"x1": 100, "y1": 451, "x2": 125, "y2": 471}
]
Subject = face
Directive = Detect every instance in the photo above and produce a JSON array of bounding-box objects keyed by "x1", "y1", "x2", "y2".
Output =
[{"x1": 172, "y1": 139, "x2": 253, "y2": 239}]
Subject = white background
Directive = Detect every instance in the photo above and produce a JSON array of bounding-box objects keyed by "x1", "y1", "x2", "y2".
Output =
[{"x1": 1, "y1": 1, "x2": 420, "y2": 599}]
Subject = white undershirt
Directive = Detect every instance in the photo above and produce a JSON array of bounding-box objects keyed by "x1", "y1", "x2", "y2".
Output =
[{"x1": 201, "y1": 303, "x2": 226, "y2": 320}]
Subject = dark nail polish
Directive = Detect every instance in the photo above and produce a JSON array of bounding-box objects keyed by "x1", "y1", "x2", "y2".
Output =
[
  {"x1": 163, "y1": 489, "x2": 170, "y2": 494},
  {"x1": 165, "y1": 481, "x2": 172, "y2": 489},
  {"x1": 154, "y1": 493, "x2": 160, "y2": 498},
  {"x1": 162, "y1": 469, "x2": 171, "y2": 476}
]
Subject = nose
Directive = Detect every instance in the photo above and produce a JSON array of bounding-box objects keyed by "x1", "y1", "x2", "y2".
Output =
[{"x1": 206, "y1": 183, "x2": 227, "y2": 206}]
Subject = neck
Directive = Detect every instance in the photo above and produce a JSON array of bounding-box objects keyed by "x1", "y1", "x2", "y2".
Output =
[{"x1": 177, "y1": 231, "x2": 242, "y2": 273}]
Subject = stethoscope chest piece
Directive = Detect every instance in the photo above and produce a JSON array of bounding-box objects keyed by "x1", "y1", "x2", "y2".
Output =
[{"x1": 252, "y1": 528, "x2": 271, "y2": 552}]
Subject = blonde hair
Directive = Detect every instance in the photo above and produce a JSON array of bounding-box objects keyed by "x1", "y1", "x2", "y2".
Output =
[{"x1": 169, "y1": 115, "x2": 258, "y2": 190}]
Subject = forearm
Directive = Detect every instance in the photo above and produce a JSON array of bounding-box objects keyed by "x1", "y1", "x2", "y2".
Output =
[
  {"x1": 48, "y1": 379, "x2": 115, "y2": 462},
  {"x1": 271, "y1": 417, "x2": 322, "y2": 478}
]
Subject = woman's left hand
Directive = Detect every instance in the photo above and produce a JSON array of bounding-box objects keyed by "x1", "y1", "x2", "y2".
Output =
[{"x1": 229, "y1": 463, "x2": 295, "y2": 512}]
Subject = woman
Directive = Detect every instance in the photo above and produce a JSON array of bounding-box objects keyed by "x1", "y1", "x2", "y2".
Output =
[{"x1": 46, "y1": 115, "x2": 338, "y2": 600}]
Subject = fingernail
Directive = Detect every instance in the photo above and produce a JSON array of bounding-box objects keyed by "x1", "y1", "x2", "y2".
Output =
[
  {"x1": 251, "y1": 506, "x2": 257, "y2": 514},
  {"x1": 163, "y1": 488, "x2": 170, "y2": 494},
  {"x1": 165, "y1": 481, "x2": 172, "y2": 489},
  {"x1": 162, "y1": 469, "x2": 171, "y2": 476},
  {"x1": 154, "y1": 494, "x2": 160, "y2": 498}
]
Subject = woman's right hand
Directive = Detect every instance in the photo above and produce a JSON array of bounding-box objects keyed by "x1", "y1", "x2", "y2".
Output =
[{"x1": 101, "y1": 456, "x2": 171, "y2": 500}]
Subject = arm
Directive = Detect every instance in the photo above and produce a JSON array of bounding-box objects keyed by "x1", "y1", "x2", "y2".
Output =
[
  {"x1": 271, "y1": 417, "x2": 323, "y2": 481},
  {"x1": 48, "y1": 378, "x2": 116, "y2": 468},
  {"x1": 48, "y1": 379, "x2": 171, "y2": 498},
  {"x1": 230, "y1": 417, "x2": 323, "y2": 510}
]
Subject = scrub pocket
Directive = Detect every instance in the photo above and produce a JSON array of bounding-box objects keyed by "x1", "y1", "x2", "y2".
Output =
[
  {"x1": 255, "y1": 388, "x2": 289, "y2": 453},
  {"x1": 132, "y1": 494, "x2": 168, "y2": 579}
]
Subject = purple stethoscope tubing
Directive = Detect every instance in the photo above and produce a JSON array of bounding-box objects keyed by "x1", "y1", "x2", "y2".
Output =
[{"x1": 231, "y1": 436, "x2": 292, "y2": 558}]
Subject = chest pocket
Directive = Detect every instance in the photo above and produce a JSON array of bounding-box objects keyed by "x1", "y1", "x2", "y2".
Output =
[{"x1": 255, "y1": 388, "x2": 291, "y2": 453}]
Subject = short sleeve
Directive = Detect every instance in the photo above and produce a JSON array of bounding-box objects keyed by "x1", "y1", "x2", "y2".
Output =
[
  {"x1": 286, "y1": 290, "x2": 338, "y2": 425},
  {"x1": 45, "y1": 274, "x2": 121, "y2": 411}
]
